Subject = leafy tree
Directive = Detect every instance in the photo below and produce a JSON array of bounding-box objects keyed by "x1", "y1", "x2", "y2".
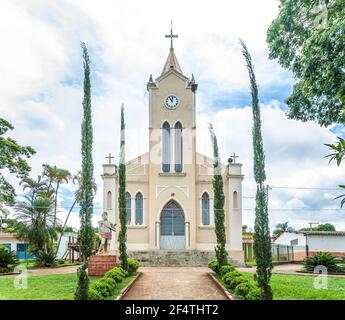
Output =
[
  {"x1": 300, "y1": 223, "x2": 336, "y2": 231},
  {"x1": 316, "y1": 223, "x2": 336, "y2": 231},
  {"x1": 0, "y1": 118, "x2": 36, "y2": 205},
  {"x1": 273, "y1": 222, "x2": 296, "y2": 238},
  {"x1": 42, "y1": 164, "x2": 71, "y2": 227},
  {"x1": 118, "y1": 104, "x2": 128, "y2": 271},
  {"x1": 14, "y1": 195, "x2": 59, "y2": 252},
  {"x1": 19, "y1": 176, "x2": 48, "y2": 202},
  {"x1": 267, "y1": 0, "x2": 345, "y2": 127},
  {"x1": 208, "y1": 123, "x2": 228, "y2": 266},
  {"x1": 1, "y1": 218, "x2": 21, "y2": 233},
  {"x1": 240, "y1": 40, "x2": 273, "y2": 300},
  {"x1": 75, "y1": 43, "x2": 95, "y2": 300},
  {"x1": 325, "y1": 138, "x2": 345, "y2": 207}
]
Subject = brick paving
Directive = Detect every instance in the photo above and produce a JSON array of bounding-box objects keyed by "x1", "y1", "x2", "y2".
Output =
[{"x1": 122, "y1": 267, "x2": 229, "y2": 300}]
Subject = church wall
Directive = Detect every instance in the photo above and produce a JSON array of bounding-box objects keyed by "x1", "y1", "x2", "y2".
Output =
[{"x1": 124, "y1": 181, "x2": 150, "y2": 246}]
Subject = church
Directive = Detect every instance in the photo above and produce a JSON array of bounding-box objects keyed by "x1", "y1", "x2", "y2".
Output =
[{"x1": 101, "y1": 27, "x2": 245, "y2": 265}]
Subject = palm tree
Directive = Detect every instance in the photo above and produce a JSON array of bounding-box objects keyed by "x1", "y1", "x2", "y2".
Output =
[
  {"x1": 14, "y1": 196, "x2": 61, "y2": 252},
  {"x1": 273, "y1": 222, "x2": 295, "y2": 238},
  {"x1": 42, "y1": 164, "x2": 71, "y2": 227},
  {"x1": 55, "y1": 172, "x2": 97, "y2": 256},
  {"x1": 19, "y1": 176, "x2": 48, "y2": 201}
]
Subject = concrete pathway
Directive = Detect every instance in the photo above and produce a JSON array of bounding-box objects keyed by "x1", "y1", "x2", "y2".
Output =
[
  {"x1": 0, "y1": 265, "x2": 79, "y2": 279},
  {"x1": 122, "y1": 267, "x2": 229, "y2": 300}
]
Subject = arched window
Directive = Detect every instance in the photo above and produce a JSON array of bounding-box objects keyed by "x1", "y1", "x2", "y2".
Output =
[
  {"x1": 202, "y1": 192, "x2": 210, "y2": 225},
  {"x1": 162, "y1": 121, "x2": 170, "y2": 172},
  {"x1": 126, "y1": 192, "x2": 131, "y2": 224},
  {"x1": 135, "y1": 192, "x2": 143, "y2": 225},
  {"x1": 233, "y1": 191, "x2": 238, "y2": 209},
  {"x1": 174, "y1": 121, "x2": 182, "y2": 173},
  {"x1": 106, "y1": 191, "x2": 112, "y2": 210}
]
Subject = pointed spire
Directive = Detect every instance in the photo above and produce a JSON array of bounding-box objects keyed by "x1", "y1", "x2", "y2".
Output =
[
  {"x1": 162, "y1": 21, "x2": 182, "y2": 75},
  {"x1": 147, "y1": 73, "x2": 156, "y2": 90},
  {"x1": 190, "y1": 73, "x2": 195, "y2": 84},
  {"x1": 161, "y1": 48, "x2": 183, "y2": 75}
]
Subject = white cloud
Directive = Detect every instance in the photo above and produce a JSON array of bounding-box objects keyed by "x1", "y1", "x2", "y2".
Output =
[{"x1": 1, "y1": 0, "x2": 344, "y2": 232}]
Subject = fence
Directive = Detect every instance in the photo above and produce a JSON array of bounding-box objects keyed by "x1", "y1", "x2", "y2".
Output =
[{"x1": 243, "y1": 243, "x2": 307, "y2": 263}]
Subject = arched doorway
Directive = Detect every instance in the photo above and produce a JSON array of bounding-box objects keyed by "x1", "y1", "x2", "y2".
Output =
[{"x1": 160, "y1": 201, "x2": 185, "y2": 250}]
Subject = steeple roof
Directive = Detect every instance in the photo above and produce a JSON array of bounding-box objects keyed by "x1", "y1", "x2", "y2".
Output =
[{"x1": 161, "y1": 48, "x2": 183, "y2": 75}]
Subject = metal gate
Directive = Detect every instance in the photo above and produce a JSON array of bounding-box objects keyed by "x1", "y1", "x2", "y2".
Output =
[{"x1": 160, "y1": 202, "x2": 185, "y2": 250}]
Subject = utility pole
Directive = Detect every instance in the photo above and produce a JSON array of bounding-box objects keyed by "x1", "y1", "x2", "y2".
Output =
[{"x1": 308, "y1": 222, "x2": 319, "y2": 231}]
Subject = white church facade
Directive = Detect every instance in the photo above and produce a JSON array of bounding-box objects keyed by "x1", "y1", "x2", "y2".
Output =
[{"x1": 101, "y1": 28, "x2": 245, "y2": 264}]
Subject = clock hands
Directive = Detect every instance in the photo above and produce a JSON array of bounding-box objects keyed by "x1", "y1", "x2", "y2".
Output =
[{"x1": 165, "y1": 95, "x2": 178, "y2": 108}]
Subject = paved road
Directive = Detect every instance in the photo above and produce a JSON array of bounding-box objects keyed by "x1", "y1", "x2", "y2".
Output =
[{"x1": 122, "y1": 267, "x2": 229, "y2": 300}]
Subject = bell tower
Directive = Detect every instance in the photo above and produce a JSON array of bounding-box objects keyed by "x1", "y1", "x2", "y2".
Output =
[
  {"x1": 146, "y1": 23, "x2": 198, "y2": 173},
  {"x1": 146, "y1": 23, "x2": 199, "y2": 249}
]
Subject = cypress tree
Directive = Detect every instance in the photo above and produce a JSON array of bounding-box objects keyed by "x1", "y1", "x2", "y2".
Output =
[
  {"x1": 240, "y1": 39, "x2": 273, "y2": 300},
  {"x1": 118, "y1": 104, "x2": 128, "y2": 271},
  {"x1": 209, "y1": 124, "x2": 228, "y2": 266},
  {"x1": 75, "y1": 42, "x2": 95, "y2": 300}
]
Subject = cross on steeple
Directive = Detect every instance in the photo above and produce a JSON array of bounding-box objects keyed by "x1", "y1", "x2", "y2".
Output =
[
  {"x1": 105, "y1": 153, "x2": 114, "y2": 165},
  {"x1": 228, "y1": 152, "x2": 239, "y2": 164},
  {"x1": 165, "y1": 20, "x2": 178, "y2": 49}
]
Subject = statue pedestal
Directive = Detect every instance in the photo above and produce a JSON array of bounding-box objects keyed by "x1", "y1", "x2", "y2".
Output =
[{"x1": 88, "y1": 255, "x2": 118, "y2": 276}]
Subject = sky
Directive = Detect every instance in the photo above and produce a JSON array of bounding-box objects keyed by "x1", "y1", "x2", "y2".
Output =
[{"x1": 1, "y1": 0, "x2": 344, "y2": 232}]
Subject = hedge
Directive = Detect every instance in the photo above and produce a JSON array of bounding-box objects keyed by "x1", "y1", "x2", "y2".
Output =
[
  {"x1": 88, "y1": 259, "x2": 139, "y2": 300},
  {"x1": 208, "y1": 259, "x2": 262, "y2": 300}
]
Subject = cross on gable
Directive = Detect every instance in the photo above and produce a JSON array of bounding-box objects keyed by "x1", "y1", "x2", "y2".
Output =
[
  {"x1": 228, "y1": 152, "x2": 239, "y2": 164},
  {"x1": 165, "y1": 20, "x2": 178, "y2": 49},
  {"x1": 105, "y1": 153, "x2": 114, "y2": 165}
]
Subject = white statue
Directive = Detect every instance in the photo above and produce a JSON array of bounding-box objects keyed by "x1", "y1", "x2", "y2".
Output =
[{"x1": 97, "y1": 212, "x2": 116, "y2": 255}]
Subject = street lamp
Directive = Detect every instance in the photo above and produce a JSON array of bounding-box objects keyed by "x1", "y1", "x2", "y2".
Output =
[{"x1": 0, "y1": 207, "x2": 10, "y2": 233}]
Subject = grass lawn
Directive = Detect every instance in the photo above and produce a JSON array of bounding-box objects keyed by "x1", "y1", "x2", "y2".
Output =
[
  {"x1": 242, "y1": 272, "x2": 345, "y2": 300},
  {"x1": 0, "y1": 273, "x2": 136, "y2": 300}
]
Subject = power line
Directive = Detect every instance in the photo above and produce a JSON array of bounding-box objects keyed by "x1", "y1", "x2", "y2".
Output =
[
  {"x1": 269, "y1": 185, "x2": 343, "y2": 191},
  {"x1": 242, "y1": 208, "x2": 345, "y2": 211}
]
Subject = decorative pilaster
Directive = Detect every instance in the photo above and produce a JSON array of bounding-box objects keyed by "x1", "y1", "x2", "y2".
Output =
[
  {"x1": 101, "y1": 163, "x2": 117, "y2": 253},
  {"x1": 227, "y1": 162, "x2": 245, "y2": 263}
]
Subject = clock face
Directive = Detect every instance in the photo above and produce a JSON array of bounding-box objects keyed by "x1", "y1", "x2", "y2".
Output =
[{"x1": 165, "y1": 94, "x2": 179, "y2": 109}]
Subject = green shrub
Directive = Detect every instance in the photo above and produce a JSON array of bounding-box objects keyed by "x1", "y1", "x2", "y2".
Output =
[
  {"x1": 118, "y1": 266, "x2": 129, "y2": 277},
  {"x1": 57, "y1": 259, "x2": 65, "y2": 265},
  {"x1": 222, "y1": 271, "x2": 248, "y2": 290},
  {"x1": 208, "y1": 259, "x2": 220, "y2": 273},
  {"x1": 208, "y1": 259, "x2": 231, "y2": 274},
  {"x1": 0, "y1": 246, "x2": 18, "y2": 273},
  {"x1": 105, "y1": 267, "x2": 125, "y2": 283},
  {"x1": 35, "y1": 250, "x2": 56, "y2": 267},
  {"x1": 220, "y1": 265, "x2": 235, "y2": 276},
  {"x1": 235, "y1": 281, "x2": 256, "y2": 298},
  {"x1": 245, "y1": 287, "x2": 262, "y2": 300},
  {"x1": 127, "y1": 258, "x2": 139, "y2": 275},
  {"x1": 90, "y1": 277, "x2": 117, "y2": 298},
  {"x1": 303, "y1": 252, "x2": 339, "y2": 272},
  {"x1": 88, "y1": 288, "x2": 104, "y2": 300}
]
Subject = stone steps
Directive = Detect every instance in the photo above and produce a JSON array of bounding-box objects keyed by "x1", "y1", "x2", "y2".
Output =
[{"x1": 128, "y1": 250, "x2": 217, "y2": 267}]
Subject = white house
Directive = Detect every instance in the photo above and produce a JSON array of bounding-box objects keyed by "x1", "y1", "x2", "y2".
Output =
[
  {"x1": 0, "y1": 233, "x2": 33, "y2": 260},
  {"x1": 274, "y1": 231, "x2": 345, "y2": 260},
  {"x1": 0, "y1": 232, "x2": 79, "y2": 260}
]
